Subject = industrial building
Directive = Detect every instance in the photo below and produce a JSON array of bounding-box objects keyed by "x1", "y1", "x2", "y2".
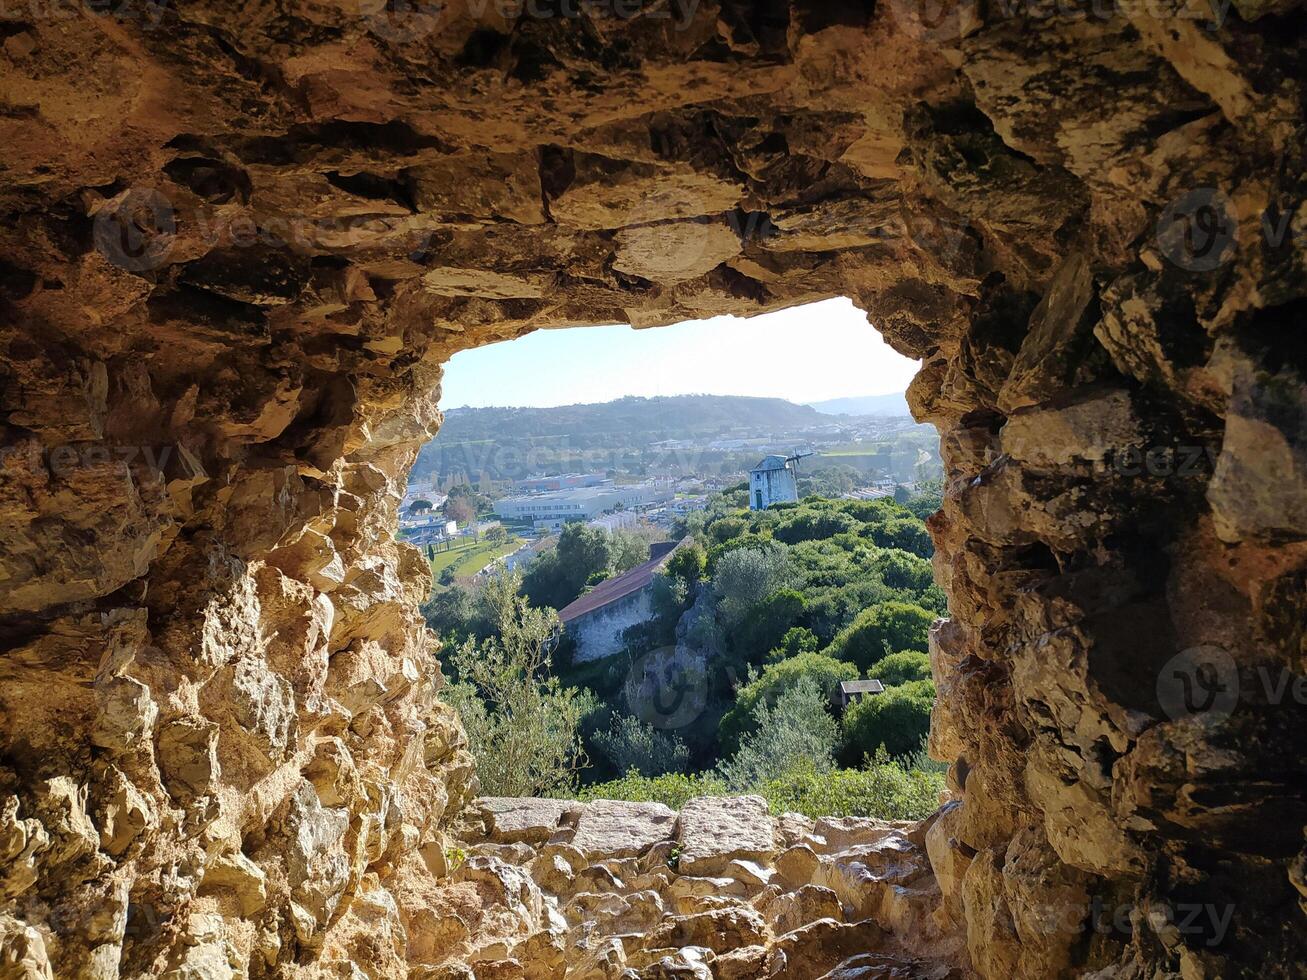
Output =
[
  {"x1": 512, "y1": 472, "x2": 607, "y2": 492},
  {"x1": 494, "y1": 481, "x2": 673, "y2": 530}
]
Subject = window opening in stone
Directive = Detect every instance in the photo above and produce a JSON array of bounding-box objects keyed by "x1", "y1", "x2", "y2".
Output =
[{"x1": 409, "y1": 297, "x2": 949, "y2": 823}]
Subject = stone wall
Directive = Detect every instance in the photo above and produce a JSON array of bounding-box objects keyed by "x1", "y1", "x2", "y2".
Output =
[
  {"x1": 1, "y1": 2, "x2": 1304, "y2": 977},
  {"x1": 570, "y1": 589, "x2": 655, "y2": 664}
]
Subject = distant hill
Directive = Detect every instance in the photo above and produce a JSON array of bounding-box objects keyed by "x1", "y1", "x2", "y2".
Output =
[
  {"x1": 413, "y1": 395, "x2": 832, "y2": 483},
  {"x1": 807, "y1": 392, "x2": 910, "y2": 417}
]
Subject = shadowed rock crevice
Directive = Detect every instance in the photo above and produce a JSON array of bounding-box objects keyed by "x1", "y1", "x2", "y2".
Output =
[{"x1": 0, "y1": 2, "x2": 1304, "y2": 978}]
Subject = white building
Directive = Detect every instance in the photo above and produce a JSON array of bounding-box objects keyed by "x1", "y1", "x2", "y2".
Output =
[
  {"x1": 559, "y1": 541, "x2": 682, "y2": 662},
  {"x1": 494, "y1": 482, "x2": 673, "y2": 530},
  {"x1": 749, "y1": 454, "x2": 800, "y2": 510}
]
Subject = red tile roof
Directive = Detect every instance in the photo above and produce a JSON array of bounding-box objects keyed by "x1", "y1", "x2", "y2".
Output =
[{"x1": 558, "y1": 541, "x2": 681, "y2": 624}]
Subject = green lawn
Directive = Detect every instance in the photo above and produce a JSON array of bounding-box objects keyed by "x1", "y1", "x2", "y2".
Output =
[{"x1": 428, "y1": 536, "x2": 523, "y2": 579}]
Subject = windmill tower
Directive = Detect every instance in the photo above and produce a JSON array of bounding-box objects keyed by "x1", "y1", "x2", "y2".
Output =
[{"x1": 749, "y1": 449, "x2": 817, "y2": 510}]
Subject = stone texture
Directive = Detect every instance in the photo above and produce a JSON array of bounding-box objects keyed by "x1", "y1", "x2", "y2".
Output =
[
  {"x1": 0, "y1": 3, "x2": 1304, "y2": 979},
  {"x1": 565, "y1": 801, "x2": 676, "y2": 860},
  {"x1": 675, "y1": 795, "x2": 777, "y2": 876},
  {"x1": 476, "y1": 798, "x2": 573, "y2": 846}
]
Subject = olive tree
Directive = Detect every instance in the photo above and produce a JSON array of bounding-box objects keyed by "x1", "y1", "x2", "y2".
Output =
[{"x1": 443, "y1": 571, "x2": 592, "y2": 796}]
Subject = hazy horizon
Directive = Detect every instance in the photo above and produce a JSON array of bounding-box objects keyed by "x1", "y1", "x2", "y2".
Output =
[
  {"x1": 439, "y1": 390, "x2": 908, "y2": 411},
  {"x1": 437, "y1": 298, "x2": 918, "y2": 410}
]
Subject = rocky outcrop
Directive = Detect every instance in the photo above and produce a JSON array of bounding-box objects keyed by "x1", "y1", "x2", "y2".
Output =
[
  {"x1": 454, "y1": 795, "x2": 961, "y2": 979},
  {"x1": 1, "y1": 1, "x2": 1304, "y2": 978}
]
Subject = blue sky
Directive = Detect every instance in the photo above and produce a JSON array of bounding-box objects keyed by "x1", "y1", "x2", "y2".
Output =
[{"x1": 438, "y1": 298, "x2": 919, "y2": 408}]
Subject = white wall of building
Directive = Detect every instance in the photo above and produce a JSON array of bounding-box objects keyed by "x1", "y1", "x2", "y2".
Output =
[{"x1": 749, "y1": 461, "x2": 799, "y2": 510}]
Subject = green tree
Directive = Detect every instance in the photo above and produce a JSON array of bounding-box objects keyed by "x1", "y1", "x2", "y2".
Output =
[
  {"x1": 443, "y1": 572, "x2": 593, "y2": 796},
  {"x1": 522, "y1": 522, "x2": 615, "y2": 610},
  {"x1": 828, "y1": 601, "x2": 935, "y2": 671},
  {"x1": 719, "y1": 652, "x2": 858, "y2": 752},
  {"x1": 592, "y1": 715, "x2": 690, "y2": 778},
  {"x1": 709, "y1": 515, "x2": 749, "y2": 544},
  {"x1": 718, "y1": 678, "x2": 840, "y2": 791},
  {"x1": 840, "y1": 679, "x2": 935, "y2": 760},
  {"x1": 665, "y1": 542, "x2": 707, "y2": 589},
  {"x1": 877, "y1": 549, "x2": 933, "y2": 591},
  {"x1": 485, "y1": 524, "x2": 509, "y2": 545},
  {"x1": 610, "y1": 530, "x2": 652, "y2": 573},
  {"x1": 867, "y1": 651, "x2": 932, "y2": 686},
  {"x1": 773, "y1": 509, "x2": 858, "y2": 545},
  {"x1": 768, "y1": 626, "x2": 820, "y2": 662},
  {"x1": 713, "y1": 541, "x2": 795, "y2": 629},
  {"x1": 871, "y1": 517, "x2": 932, "y2": 558},
  {"x1": 733, "y1": 588, "x2": 806, "y2": 665},
  {"x1": 423, "y1": 584, "x2": 482, "y2": 641}
]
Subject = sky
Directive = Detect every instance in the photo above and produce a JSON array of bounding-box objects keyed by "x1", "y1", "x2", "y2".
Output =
[{"x1": 437, "y1": 298, "x2": 919, "y2": 409}]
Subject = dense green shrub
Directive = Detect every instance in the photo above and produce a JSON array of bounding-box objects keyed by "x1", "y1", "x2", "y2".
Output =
[
  {"x1": 867, "y1": 651, "x2": 932, "y2": 686},
  {"x1": 767, "y1": 626, "x2": 820, "y2": 662},
  {"x1": 803, "y1": 579, "x2": 893, "y2": 645},
  {"x1": 876, "y1": 549, "x2": 934, "y2": 592},
  {"x1": 575, "y1": 770, "x2": 727, "y2": 809},
  {"x1": 732, "y1": 588, "x2": 806, "y2": 665},
  {"x1": 773, "y1": 509, "x2": 859, "y2": 544},
  {"x1": 592, "y1": 714, "x2": 690, "y2": 778},
  {"x1": 875, "y1": 517, "x2": 933, "y2": 558},
  {"x1": 665, "y1": 542, "x2": 707, "y2": 588},
  {"x1": 708, "y1": 516, "x2": 749, "y2": 544},
  {"x1": 718, "y1": 652, "x2": 858, "y2": 751},
  {"x1": 755, "y1": 754, "x2": 944, "y2": 820},
  {"x1": 718, "y1": 679, "x2": 839, "y2": 791},
  {"x1": 840, "y1": 679, "x2": 936, "y2": 761},
  {"x1": 578, "y1": 754, "x2": 943, "y2": 821},
  {"x1": 828, "y1": 601, "x2": 935, "y2": 671}
]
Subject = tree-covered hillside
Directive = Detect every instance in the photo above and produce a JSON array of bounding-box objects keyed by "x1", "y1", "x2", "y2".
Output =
[
  {"x1": 426, "y1": 483, "x2": 948, "y2": 818},
  {"x1": 414, "y1": 394, "x2": 856, "y2": 482}
]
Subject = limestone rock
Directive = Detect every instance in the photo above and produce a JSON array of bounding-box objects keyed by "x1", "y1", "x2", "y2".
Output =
[
  {"x1": 1, "y1": 5, "x2": 1304, "y2": 979},
  {"x1": 477, "y1": 798, "x2": 573, "y2": 846},
  {"x1": 156, "y1": 717, "x2": 220, "y2": 802},
  {"x1": 200, "y1": 851, "x2": 268, "y2": 916},
  {"x1": 0, "y1": 802, "x2": 48, "y2": 909},
  {"x1": 644, "y1": 907, "x2": 768, "y2": 956},
  {"x1": 759, "y1": 884, "x2": 844, "y2": 935},
  {"x1": 566, "y1": 801, "x2": 676, "y2": 860},
  {"x1": 675, "y1": 796, "x2": 776, "y2": 876},
  {"x1": 282, "y1": 781, "x2": 351, "y2": 935},
  {"x1": 774, "y1": 845, "x2": 821, "y2": 889}
]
